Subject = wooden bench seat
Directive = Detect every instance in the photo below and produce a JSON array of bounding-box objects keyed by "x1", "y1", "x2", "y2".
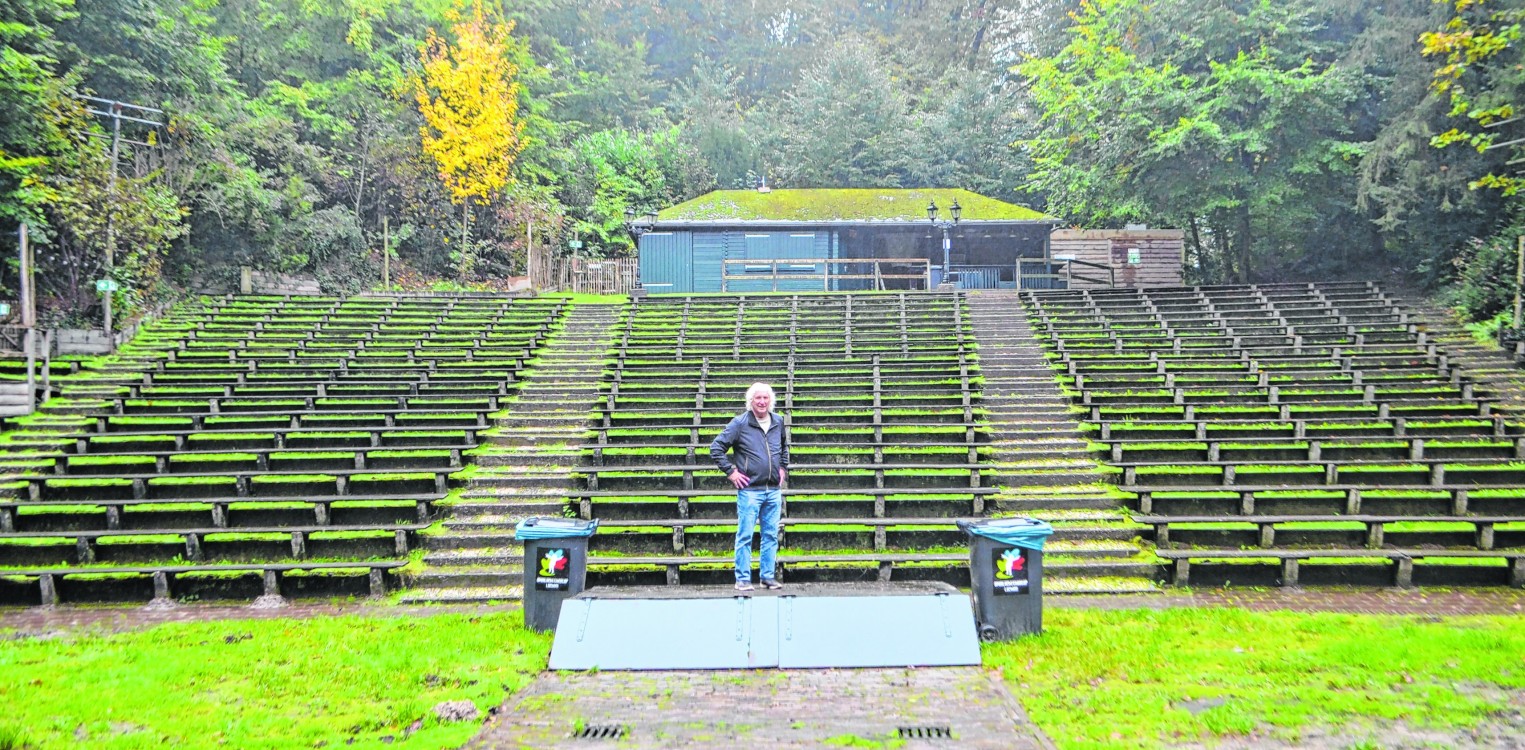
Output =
[
  {"x1": 1131, "y1": 485, "x2": 1523, "y2": 516},
  {"x1": 0, "y1": 492, "x2": 438, "y2": 531},
  {"x1": 0, "y1": 560, "x2": 408, "y2": 605},
  {"x1": 1154, "y1": 548, "x2": 1525, "y2": 588},
  {"x1": 1135, "y1": 513, "x2": 1523, "y2": 549},
  {"x1": 0, "y1": 522, "x2": 429, "y2": 564},
  {"x1": 10, "y1": 467, "x2": 455, "y2": 501}
]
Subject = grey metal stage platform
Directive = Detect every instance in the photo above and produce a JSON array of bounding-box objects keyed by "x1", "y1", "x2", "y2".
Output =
[{"x1": 547, "y1": 581, "x2": 981, "y2": 670}]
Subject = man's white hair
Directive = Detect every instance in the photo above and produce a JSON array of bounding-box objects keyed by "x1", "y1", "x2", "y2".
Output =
[{"x1": 744, "y1": 382, "x2": 775, "y2": 406}]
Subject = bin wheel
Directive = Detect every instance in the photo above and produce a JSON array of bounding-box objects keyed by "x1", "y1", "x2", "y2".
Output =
[{"x1": 978, "y1": 624, "x2": 1000, "y2": 642}]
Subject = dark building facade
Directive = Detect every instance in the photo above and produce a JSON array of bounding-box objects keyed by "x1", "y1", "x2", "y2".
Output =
[{"x1": 636, "y1": 188, "x2": 1057, "y2": 294}]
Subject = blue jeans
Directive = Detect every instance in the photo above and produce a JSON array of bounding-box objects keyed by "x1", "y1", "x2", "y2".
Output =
[{"x1": 735, "y1": 486, "x2": 781, "y2": 583}]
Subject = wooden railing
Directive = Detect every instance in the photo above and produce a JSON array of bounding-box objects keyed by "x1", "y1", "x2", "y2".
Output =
[
  {"x1": 1018, "y1": 258, "x2": 1116, "y2": 290},
  {"x1": 720, "y1": 258, "x2": 932, "y2": 292}
]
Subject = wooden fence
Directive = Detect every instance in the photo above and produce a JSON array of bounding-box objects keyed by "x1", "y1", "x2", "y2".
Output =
[{"x1": 529, "y1": 246, "x2": 637, "y2": 294}]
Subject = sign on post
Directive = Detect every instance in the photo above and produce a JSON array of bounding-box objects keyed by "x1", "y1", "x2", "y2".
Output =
[{"x1": 95, "y1": 279, "x2": 120, "y2": 293}]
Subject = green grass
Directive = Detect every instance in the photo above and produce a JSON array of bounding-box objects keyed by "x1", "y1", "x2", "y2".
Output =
[
  {"x1": 985, "y1": 607, "x2": 1525, "y2": 749},
  {"x1": 0, "y1": 612, "x2": 550, "y2": 749}
]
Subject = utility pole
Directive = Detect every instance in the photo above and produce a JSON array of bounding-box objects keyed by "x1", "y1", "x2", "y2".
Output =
[{"x1": 77, "y1": 96, "x2": 164, "y2": 337}]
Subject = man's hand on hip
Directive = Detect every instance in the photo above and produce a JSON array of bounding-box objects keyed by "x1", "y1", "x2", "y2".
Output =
[{"x1": 728, "y1": 470, "x2": 750, "y2": 489}]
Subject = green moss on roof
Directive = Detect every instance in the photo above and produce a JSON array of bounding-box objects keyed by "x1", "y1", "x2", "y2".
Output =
[{"x1": 658, "y1": 188, "x2": 1049, "y2": 222}]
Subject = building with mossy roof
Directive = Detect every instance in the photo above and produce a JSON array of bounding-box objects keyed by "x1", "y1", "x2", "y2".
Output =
[{"x1": 636, "y1": 188, "x2": 1058, "y2": 294}]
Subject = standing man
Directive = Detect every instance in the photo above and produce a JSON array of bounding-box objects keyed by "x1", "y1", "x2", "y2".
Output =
[{"x1": 710, "y1": 381, "x2": 789, "y2": 592}]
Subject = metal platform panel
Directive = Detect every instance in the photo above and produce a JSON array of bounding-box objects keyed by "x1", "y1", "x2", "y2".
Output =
[
  {"x1": 549, "y1": 596, "x2": 779, "y2": 670},
  {"x1": 775, "y1": 592, "x2": 979, "y2": 668},
  {"x1": 547, "y1": 582, "x2": 980, "y2": 671}
]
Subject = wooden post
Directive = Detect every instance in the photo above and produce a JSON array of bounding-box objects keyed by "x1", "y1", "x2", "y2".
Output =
[
  {"x1": 382, "y1": 216, "x2": 390, "y2": 290},
  {"x1": 19, "y1": 223, "x2": 32, "y2": 326},
  {"x1": 21, "y1": 223, "x2": 34, "y2": 406},
  {"x1": 1515, "y1": 234, "x2": 1524, "y2": 330}
]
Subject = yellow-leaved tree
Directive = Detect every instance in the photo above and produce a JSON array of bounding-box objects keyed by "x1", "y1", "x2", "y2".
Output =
[{"x1": 412, "y1": 0, "x2": 526, "y2": 274}]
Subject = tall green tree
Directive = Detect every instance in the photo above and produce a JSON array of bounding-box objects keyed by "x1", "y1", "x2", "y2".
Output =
[
  {"x1": 0, "y1": 0, "x2": 75, "y2": 227},
  {"x1": 1423, "y1": 0, "x2": 1525, "y2": 195},
  {"x1": 764, "y1": 36, "x2": 914, "y2": 188},
  {"x1": 1020, "y1": 0, "x2": 1360, "y2": 283}
]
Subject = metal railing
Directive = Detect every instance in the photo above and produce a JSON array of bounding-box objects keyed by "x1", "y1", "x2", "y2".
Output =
[{"x1": 721, "y1": 258, "x2": 932, "y2": 292}]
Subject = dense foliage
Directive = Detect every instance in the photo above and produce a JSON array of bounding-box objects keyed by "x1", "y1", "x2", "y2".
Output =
[{"x1": 0, "y1": 0, "x2": 1519, "y2": 324}]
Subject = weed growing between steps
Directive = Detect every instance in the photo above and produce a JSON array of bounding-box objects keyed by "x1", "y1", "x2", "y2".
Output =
[{"x1": 0, "y1": 611, "x2": 550, "y2": 749}]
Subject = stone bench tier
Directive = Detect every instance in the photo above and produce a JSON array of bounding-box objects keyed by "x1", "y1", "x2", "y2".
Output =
[
  {"x1": 14, "y1": 467, "x2": 454, "y2": 501},
  {"x1": 584, "y1": 443, "x2": 983, "y2": 465},
  {"x1": 60, "y1": 425, "x2": 480, "y2": 449},
  {"x1": 589, "y1": 427, "x2": 989, "y2": 446},
  {"x1": 106, "y1": 380, "x2": 517, "y2": 399},
  {"x1": 0, "y1": 560, "x2": 408, "y2": 605},
  {"x1": 578, "y1": 463, "x2": 990, "y2": 492},
  {"x1": 79, "y1": 409, "x2": 492, "y2": 430},
  {"x1": 1092, "y1": 405, "x2": 1493, "y2": 430},
  {"x1": 1096, "y1": 415, "x2": 1516, "y2": 439},
  {"x1": 568, "y1": 487, "x2": 1002, "y2": 521},
  {"x1": 1135, "y1": 513, "x2": 1523, "y2": 550},
  {"x1": 1154, "y1": 548, "x2": 1525, "y2": 588},
  {"x1": 1131, "y1": 485, "x2": 1521, "y2": 517},
  {"x1": 48, "y1": 445, "x2": 467, "y2": 471},
  {"x1": 1105, "y1": 436, "x2": 1523, "y2": 463},
  {"x1": 112, "y1": 395, "x2": 506, "y2": 415},
  {"x1": 0, "y1": 522, "x2": 429, "y2": 565},
  {"x1": 0, "y1": 493, "x2": 437, "y2": 532},
  {"x1": 1118, "y1": 458, "x2": 1525, "y2": 488}
]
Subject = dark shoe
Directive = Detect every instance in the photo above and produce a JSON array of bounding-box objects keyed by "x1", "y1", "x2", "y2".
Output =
[
  {"x1": 760, "y1": 579, "x2": 783, "y2": 590},
  {"x1": 734, "y1": 581, "x2": 755, "y2": 592}
]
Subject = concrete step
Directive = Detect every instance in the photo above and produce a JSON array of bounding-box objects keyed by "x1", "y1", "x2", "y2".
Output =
[
  {"x1": 398, "y1": 585, "x2": 524, "y2": 603},
  {"x1": 423, "y1": 547, "x2": 519, "y2": 566},
  {"x1": 471, "y1": 452, "x2": 582, "y2": 467},
  {"x1": 421, "y1": 530, "x2": 518, "y2": 550},
  {"x1": 467, "y1": 474, "x2": 580, "y2": 489},
  {"x1": 441, "y1": 498, "x2": 568, "y2": 515}
]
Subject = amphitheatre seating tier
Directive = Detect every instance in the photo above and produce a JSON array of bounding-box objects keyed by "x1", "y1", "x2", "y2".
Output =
[
  {"x1": 561, "y1": 293, "x2": 1037, "y2": 586},
  {"x1": 0, "y1": 523, "x2": 428, "y2": 566},
  {"x1": 1134, "y1": 514, "x2": 1523, "y2": 550},
  {"x1": 1156, "y1": 549, "x2": 1525, "y2": 588},
  {"x1": 0, "y1": 294, "x2": 565, "y2": 604},
  {"x1": 1024, "y1": 281, "x2": 1525, "y2": 588},
  {"x1": 1, "y1": 494, "x2": 435, "y2": 532},
  {"x1": 0, "y1": 561, "x2": 407, "y2": 606}
]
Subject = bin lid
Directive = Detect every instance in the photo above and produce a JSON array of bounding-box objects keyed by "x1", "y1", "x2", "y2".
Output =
[
  {"x1": 956, "y1": 517, "x2": 1054, "y2": 550},
  {"x1": 514, "y1": 517, "x2": 599, "y2": 540}
]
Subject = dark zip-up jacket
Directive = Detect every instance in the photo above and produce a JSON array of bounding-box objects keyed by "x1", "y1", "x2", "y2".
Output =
[{"x1": 710, "y1": 410, "x2": 789, "y2": 488}]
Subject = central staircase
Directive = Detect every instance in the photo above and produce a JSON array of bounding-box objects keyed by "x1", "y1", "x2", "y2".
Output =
[
  {"x1": 966, "y1": 291, "x2": 1158, "y2": 594},
  {"x1": 401, "y1": 303, "x2": 621, "y2": 604}
]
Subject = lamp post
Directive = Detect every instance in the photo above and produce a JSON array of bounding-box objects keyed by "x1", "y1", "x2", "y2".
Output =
[
  {"x1": 926, "y1": 198, "x2": 962, "y2": 287},
  {"x1": 625, "y1": 208, "x2": 658, "y2": 242},
  {"x1": 624, "y1": 208, "x2": 659, "y2": 297}
]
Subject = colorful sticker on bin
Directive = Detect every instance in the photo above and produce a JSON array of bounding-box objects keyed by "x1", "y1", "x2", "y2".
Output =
[
  {"x1": 535, "y1": 547, "x2": 571, "y2": 591},
  {"x1": 992, "y1": 546, "x2": 1030, "y2": 595}
]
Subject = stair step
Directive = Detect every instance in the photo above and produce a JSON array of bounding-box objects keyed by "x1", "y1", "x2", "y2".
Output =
[{"x1": 398, "y1": 585, "x2": 524, "y2": 603}]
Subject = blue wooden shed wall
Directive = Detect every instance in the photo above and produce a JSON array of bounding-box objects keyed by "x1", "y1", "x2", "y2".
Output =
[{"x1": 639, "y1": 230, "x2": 836, "y2": 294}]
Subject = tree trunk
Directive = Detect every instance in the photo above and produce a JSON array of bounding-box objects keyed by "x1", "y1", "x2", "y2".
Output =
[
  {"x1": 1237, "y1": 205, "x2": 1254, "y2": 284},
  {"x1": 1188, "y1": 216, "x2": 1210, "y2": 284}
]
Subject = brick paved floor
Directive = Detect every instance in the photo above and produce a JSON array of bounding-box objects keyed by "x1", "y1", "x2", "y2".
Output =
[
  {"x1": 464, "y1": 667, "x2": 1054, "y2": 750},
  {"x1": 4, "y1": 587, "x2": 1520, "y2": 634}
]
